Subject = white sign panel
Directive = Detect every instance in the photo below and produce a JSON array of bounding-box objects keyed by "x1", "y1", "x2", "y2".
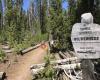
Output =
[{"x1": 71, "y1": 23, "x2": 100, "y2": 59}]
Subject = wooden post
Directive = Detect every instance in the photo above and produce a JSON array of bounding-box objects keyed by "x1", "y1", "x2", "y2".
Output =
[{"x1": 81, "y1": 60, "x2": 97, "y2": 80}]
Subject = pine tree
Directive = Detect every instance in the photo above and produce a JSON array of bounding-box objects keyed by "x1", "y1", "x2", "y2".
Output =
[
  {"x1": 40, "y1": 0, "x2": 47, "y2": 33},
  {"x1": 94, "y1": 0, "x2": 100, "y2": 24},
  {"x1": 14, "y1": 0, "x2": 24, "y2": 44},
  {"x1": 28, "y1": 1, "x2": 35, "y2": 33},
  {"x1": 4, "y1": 0, "x2": 14, "y2": 46},
  {"x1": 76, "y1": 0, "x2": 94, "y2": 22},
  {"x1": 34, "y1": 0, "x2": 48, "y2": 34},
  {"x1": 49, "y1": 0, "x2": 69, "y2": 50},
  {"x1": 0, "y1": 0, "x2": 3, "y2": 29}
]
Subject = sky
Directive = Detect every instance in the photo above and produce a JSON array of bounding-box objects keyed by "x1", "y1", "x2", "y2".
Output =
[
  {"x1": 62, "y1": 1, "x2": 68, "y2": 9},
  {"x1": 23, "y1": 0, "x2": 30, "y2": 11},
  {"x1": 23, "y1": 0, "x2": 68, "y2": 11}
]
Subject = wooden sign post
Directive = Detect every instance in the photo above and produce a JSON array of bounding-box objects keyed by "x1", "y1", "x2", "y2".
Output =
[
  {"x1": 71, "y1": 13, "x2": 100, "y2": 80},
  {"x1": 81, "y1": 60, "x2": 96, "y2": 80}
]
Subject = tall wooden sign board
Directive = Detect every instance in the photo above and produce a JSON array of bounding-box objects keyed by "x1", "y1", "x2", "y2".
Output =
[
  {"x1": 71, "y1": 13, "x2": 99, "y2": 80},
  {"x1": 71, "y1": 23, "x2": 100, "y2": 59}
]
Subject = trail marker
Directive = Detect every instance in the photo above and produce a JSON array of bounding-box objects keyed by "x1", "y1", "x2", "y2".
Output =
[
  {"x1": 71, "y1": 13, "x2": 100, "y2": 59},
  {"x1": 71, "y1": 13, "x2": 98, "y2": 80}
]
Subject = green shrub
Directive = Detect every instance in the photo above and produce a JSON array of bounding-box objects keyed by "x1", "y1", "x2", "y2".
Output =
[
  {"x1": 14, "y1": 44, "x2": 24, "y2": 54},
  {"x1": 36, "y1": 54, "x2": 56, "y2": 80},
  {"x1": 32, "y1": 33, "x2": 48, "y2": 45},
  {"x1": 43, "y1": 65, "x2": 55, "y2": 78},
  {"x1": 0, "y1": 48, "x2": 6, "y2": 61},
  {"x1": 0, "y1": 31, "x2": 7, "y2": 44},
  {"x1": 14, "y1": 32, "x2": 48, "y2": 54}
]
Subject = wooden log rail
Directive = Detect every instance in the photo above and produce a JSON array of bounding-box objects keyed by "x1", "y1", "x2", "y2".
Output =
[{"x1": 21, "y1": 43, "x2": 42, "y2": 54}]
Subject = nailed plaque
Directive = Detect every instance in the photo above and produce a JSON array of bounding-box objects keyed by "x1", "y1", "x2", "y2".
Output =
[{"x1": 71, "y1": 23, "x2": 100, "y2": 59}]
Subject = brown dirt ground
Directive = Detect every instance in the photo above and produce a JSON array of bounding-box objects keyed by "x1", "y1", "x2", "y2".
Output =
[{"x1": 0, "y1": 43, "x2": 48, "y2": 80}]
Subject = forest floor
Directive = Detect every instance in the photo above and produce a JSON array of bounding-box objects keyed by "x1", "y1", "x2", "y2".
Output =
[{"x1": 0, "y1": 43, "x2": 48, "y2": 80}]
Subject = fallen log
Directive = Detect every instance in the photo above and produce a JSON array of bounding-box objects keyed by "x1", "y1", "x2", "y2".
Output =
[
  {"x1": 3, "y1": 49, "x2": 12, "y2": 53},
  {"x1": 68, "y1": 51, "x2": 76, "y2": 57},
  {"x1": 55, "y1": 63, "x2": 81, "y2": 70},
  {"x1": 64, "y1": 69, "x2": 81, "y2": 80},
  {"x1": 31, "y1": 63, "x2": 81, "y2": 75},
  {"x1": 63, "y1": 52, "x2": 72, "y2": 58},
  {"x1": 21, "y1": 43, "x2": 42, "y2": 54},
  {"x1": 31, "y1": 67, "x2": 44, "y2": 75},
  {"x1": 54, "y1": 53, "x2": 61, "y2": 60},
  {"x1": 2, "y1": 45, "x2": 10, "y2": 50},
  {"x1": 51, "y1": 57, "x2": 79, "y2": 64},
  {"x1": 30, "y1": 63, "x2": 45, "y2": 69},
  {"x1": 30, "y1": 57, "x2": 79, "y2": 69},
  {"x1": 59, "y1": 51, "x2": 67, "y2": 59}
]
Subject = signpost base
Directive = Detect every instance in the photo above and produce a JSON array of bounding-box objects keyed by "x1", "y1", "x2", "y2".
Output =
[{"x1": 81, "y1": 60, "x2": 97, "y2": 80}]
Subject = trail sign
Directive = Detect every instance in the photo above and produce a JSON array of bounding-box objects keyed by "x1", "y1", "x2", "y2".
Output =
[
  {"x1": 71, "y1": 13, "x2": 97, "y2": 80},
  {"x1": 71, "y1": 14, "x2": 100, "y2": 59}
]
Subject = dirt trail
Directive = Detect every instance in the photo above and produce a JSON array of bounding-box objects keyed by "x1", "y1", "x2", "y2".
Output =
[{"x1": 5, "y1": 45, "x2": 47, "y2": 80}]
